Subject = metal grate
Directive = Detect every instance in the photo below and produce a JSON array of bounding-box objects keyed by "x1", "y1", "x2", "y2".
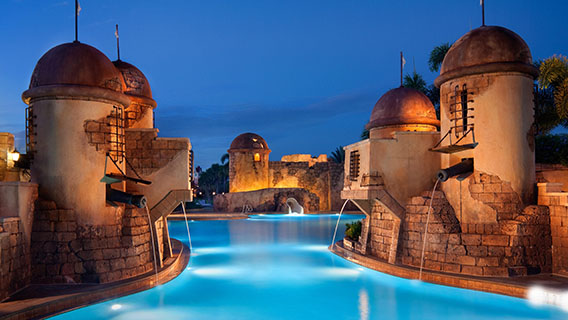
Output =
[
  {"x1": 430, "y1": 84, "x2": 477, "y2": 154},
  {"x1": 108, "y1": 106, "x2": 125, "y2": 163},
  {"x1": 349, "y1": 150, "x2": 360, "y2": 181},
  {"x1": 25, "y1": 106, "x2": 36, "y2": 159}
]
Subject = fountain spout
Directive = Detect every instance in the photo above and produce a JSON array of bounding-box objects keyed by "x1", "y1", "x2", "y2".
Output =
[
  {"x1": 286, "y1": 198, "x2": 304, "y2": 215},
  {"x1": 437, "y1": 158, "x2": 473, "y2": 182}
]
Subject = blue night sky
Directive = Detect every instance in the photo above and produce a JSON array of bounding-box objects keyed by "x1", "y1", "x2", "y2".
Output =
[{"x1": 1, "y1": 1, "x2": 567, "y2": 169}]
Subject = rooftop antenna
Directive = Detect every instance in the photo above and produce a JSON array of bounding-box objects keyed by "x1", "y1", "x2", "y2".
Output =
[
  {"x1": 400, "y1": 51, "x2": 406, "y2": 87},
  {"x1": 115, "y1": 24, "x2": 120, "y2": 60},
  {"x1": 75, "y1": 0, "x2": 81, "y2": 42},
  {"x1": 481, "y1": 0, "x2": 485, "y2": 26}
]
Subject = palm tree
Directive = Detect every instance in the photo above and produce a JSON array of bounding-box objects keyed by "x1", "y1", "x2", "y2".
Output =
[
  {"x1": 538, "y1": 55, "x2": 568, "y2": 121},
  {"x1": 329, "y1": 146, "x2": 345, "y2": 163},
  {"x1": 403, "y1": 71, "x2": 427, "y2": 93},
  {"x1": 220, "y1": 153, "x2": 229, "y2": 165},
  {"x1": 428, "y1": 43, "x2": 451, "y2": 72},
  {"x1": 361, "y1": 128, "x2": 369, "y2": 140}
]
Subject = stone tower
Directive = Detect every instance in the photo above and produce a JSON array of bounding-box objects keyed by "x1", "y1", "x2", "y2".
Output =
[
  {"x1": 22, "y1": 42, "x2": 130, "y2": 225},
  {"x1": 228, "y1": 133, "x2": 270, "y2": 193},
  {"x1": 434, "y1": 26, "x2": 538, "y2": 222}
]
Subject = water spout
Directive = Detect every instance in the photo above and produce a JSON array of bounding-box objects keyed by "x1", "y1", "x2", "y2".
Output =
[
  {"x1": 331, "y1": 199, "x2": 351, "y2": 248},
  {"x1": 286, "y1": 198, "x2": 304, "y2": 215},
  {"x1": 180, "y1": 201, "x2": 193, "y2": 253},
  {"x1": 419, "y1": 178, "x2": 441, "y2": 280},
  {"x1": 144, "y1": 205, "x2": 159, "y2": 284}
]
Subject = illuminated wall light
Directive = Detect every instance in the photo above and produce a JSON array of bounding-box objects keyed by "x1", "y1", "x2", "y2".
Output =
[{"x1": 9, "y1": 151, "x2": 20, "y2": 162}]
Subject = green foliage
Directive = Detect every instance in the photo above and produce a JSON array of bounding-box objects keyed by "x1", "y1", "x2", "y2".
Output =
[
  {"x1": 197, "y1": 162, "x2": 229, "y2": 197},
  {"x1": 428, "y1": 42, "x2": 451, "y2": 72},
  {"x1": 536, "y1": 134, "x2": 568, "y2": 166},
  {"x1": 345, "y1": 220, "x2": 362, "y2": 240},
  {"x1": 403, "y1": 71, "x2": 427, "y2": 93},
  {"x1": 220, "y1": 153, "x2": 229, "y2": 165},
  {"x1": 538, "y1": 55, "x2": 568, "y2": 121},
  {"x1": 330, "y1": 146, "x2": 345, "y2": 163}
]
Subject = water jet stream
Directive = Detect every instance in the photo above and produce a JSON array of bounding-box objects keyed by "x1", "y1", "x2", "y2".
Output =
[
  {"x1": 180, "y1": 201, "x2": 193, "y2": 253},
  {"x1": 144, "y1": 205, "x2": 159, "y2": 284},
  {"x1": 419, "y1": 178, "x2": 441, "y2": 281},
  {"x1": 331, "y1": 199, "x2": 351, "y2": 248}
]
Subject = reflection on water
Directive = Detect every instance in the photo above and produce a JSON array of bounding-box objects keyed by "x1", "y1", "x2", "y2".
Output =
[{"x1": 51, "y1": 214, "x2": 568, "y2": 320}]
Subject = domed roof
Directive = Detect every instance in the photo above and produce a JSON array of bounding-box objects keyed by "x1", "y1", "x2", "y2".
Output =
[
  {"x1": 29, "y1": 42, "x2": 124, "y2": 92},
  {"x1": 113, "y1": 60, "x2": 152, "y2": 99},
  {"x1": 366, "y1": 87, "x2": 439, "y2": 130},
  {"x1": 436, "y1": 26, "x2": 537, "y2": 85},
  {"x1": 229, "y1": 133, "x2": 270, "y2": 151}
]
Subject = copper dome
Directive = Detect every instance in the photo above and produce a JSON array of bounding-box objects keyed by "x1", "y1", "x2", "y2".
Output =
[
  {"x1": 229, "y1": 133, "x2": 270, "y2": 151},
  {"x1": 436, "y1": 26, "x2": 537, "y2": 86},
  {"x1": 366, "y1": 87, "x2": 439, "y2": 130},
  {"x1": 29, "y1": 42, "x2": 124, "y2": 92},
  {"x1": 113, "y1": 60, "x2": 152, "y2": 99}
]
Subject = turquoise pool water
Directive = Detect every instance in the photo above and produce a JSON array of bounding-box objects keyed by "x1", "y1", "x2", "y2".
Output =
[{"x1": 52, "y1": 214, "x2": 567, "y2": 319}]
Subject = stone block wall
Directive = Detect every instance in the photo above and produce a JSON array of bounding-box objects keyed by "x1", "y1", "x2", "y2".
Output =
[
  {"x1": 537, "y1": 184, "x2": 568, "y2": 276},
  {"x1": 269, "y1": 161, "x2": 343, "y2": 211},
  {"x1": 368, "y1": 202, "x2": 395, "y2": 261},
  {"x1": 395, "y1": 190, "x2": 551, "y2": 277},
  {"x1": 125, "y1": 129, "x2": 190, "y2": 178},
  {"x1": 31, "y1": 200, "x2": 157, "y2": 284},
  {"x1": 84, "y1": 109, "x2": 124, "y2": 156},
  {"x1": 214, "y1": 188, "x2": 319, "y2": 213},
  {"x1": 0, "y1": 217, "x2": 30, "y2": 301}
]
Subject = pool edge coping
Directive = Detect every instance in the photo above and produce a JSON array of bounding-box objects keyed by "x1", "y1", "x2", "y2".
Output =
[
  {"x1": 330, "y1": 241, "x2": 530, "y2": 299},
  {"x1": 0, "y1": 238, "x2": 190, "y2": 320}
]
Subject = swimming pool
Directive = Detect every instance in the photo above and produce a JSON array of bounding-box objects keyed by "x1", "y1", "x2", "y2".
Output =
[{"x1": 52, "y1": 214, "x2": 567, "y2": 319}]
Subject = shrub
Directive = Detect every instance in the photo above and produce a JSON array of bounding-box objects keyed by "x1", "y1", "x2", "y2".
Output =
[{"x1": 345, "y1": 220, "x2": 362, "y2": 241}]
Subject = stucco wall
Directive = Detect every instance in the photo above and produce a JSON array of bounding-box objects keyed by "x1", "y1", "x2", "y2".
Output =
[
  {"x1": 229, "y1": 151, "x2": 270, "y2": 193},
  {"x1": 439, "y1": 73, "x2": 536, "y2": 223},
  {"x1": 343, "y1": 131, "x2": 440, "y2": 207},
  {"x1": 30, "y1": 99, "x2": 125, "y2": 226},
  {"x1": 125, "y1": 129, "x2": 191, "y2": 208}
]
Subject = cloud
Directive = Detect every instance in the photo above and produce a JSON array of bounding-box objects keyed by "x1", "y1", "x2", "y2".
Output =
[{"x1": 155, "y1": 89, "x2": 378, "y2": 168}]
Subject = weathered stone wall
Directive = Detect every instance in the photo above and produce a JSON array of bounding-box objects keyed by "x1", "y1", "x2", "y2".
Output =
[
  {"x1": 213, "y1": 188, "x2": 319, "y2": 213},
  {"x1": 124, "y1": 129, "x2": 191, "y2": 208},
  {"x1": 31, "y1": 199, "x2": 157, "y2": 284},
  {"x1": 537, "y1": 163, "x2": 568, "y2": 192},
  {"x1": 269, "y1": 161, "x2": 343, "y2": 211},
  {"x1": 396, "y1": 190, "x2": 551, "y2": 277},
  {"x1": 125, "y1": 129, "x2": 189, "y2": 176},
  {"x1": 0, "y1": 217, "x2": 30, "y2": 301},
  {"x1": 537, "y1": 184, "x2": 568, "y2": 276},
  {"x1": 368, "y1": 203, "x2": 395, "y2": 261}
]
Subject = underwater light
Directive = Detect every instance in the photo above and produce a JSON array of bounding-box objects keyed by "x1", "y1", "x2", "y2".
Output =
[
  {"x1": 528, "y1": 286, "x2": 568, "y2": 311},
  {"x1": 111, "y1": 304, "x2": 122, "y2": 310}
]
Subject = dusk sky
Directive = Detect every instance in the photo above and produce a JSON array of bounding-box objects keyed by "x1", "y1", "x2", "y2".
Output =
[{"x1": 1, "y1": 1, "x2": 567, "y2": 169}]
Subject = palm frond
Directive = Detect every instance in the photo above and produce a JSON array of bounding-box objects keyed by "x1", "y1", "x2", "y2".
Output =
[{"x1": 428, "y1": 43, "x2": 451, "y2": 73}]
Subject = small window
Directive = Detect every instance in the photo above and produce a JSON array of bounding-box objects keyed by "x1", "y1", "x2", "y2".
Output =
[
  {"x1": 451, "y1": 84, "x2": 474, "y2": 138},
  {"x1": 254, "y1": 153, "x2": 261, "y2": 162},
  {"x1": 349, "y1": 150, "x2": 360, "y2": 181}
]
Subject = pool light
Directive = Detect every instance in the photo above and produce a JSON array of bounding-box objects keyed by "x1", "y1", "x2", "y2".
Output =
[{"x1": 111, "y1": 304, "x2": 122, "y2": 310}]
